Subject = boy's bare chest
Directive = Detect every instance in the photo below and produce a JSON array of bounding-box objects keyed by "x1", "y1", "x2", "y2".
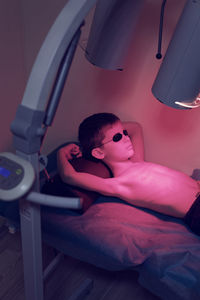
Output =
[
  {"x1": 118, "y1": 162, "x2": 172, "y2": 184},
  {"x1": 117, "y1": 162, "x2": 196, "y2": 196}
]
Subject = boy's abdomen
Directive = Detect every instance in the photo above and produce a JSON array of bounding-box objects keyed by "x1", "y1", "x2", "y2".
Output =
[{"x1": 121, "y1": 162, "x2": 200, "y2": 218}]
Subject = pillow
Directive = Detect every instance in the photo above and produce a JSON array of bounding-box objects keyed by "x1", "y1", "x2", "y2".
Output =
[{"x1": 41, "y1": 157, "x2": 112, "y2": 213}]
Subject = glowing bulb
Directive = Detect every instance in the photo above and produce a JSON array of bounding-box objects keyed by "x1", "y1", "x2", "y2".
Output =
[{"x1": 175, "y1": 96, "x2": 200, "y2": 109}]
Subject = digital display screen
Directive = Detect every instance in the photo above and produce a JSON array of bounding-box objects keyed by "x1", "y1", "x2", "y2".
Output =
[{"x1": 0, "y1": 167, "x2": 11, "y2": 178}]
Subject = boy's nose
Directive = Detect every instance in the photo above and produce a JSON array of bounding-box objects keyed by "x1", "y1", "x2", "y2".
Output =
[{"x1": 123, "y1": 135, "x2": 130, "y2": 142}]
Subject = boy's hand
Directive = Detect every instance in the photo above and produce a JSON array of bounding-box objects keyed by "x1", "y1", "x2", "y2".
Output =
[{"x1": 61, "y1": 143, "x2": 82, "y2": 160}]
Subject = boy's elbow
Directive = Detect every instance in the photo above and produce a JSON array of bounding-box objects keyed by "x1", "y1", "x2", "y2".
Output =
[{"x1": 60, "y1": 171, "x2": 75, "y2": 185}]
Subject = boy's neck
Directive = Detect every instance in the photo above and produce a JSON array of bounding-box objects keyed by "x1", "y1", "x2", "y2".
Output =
[{"x1": 104, "y1": 159, "x2": 134, "y2": 177}]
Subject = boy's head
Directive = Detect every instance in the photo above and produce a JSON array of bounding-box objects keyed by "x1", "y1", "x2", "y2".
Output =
[{"x1": 78, "y1": 113, "x2": 120, "y2": 161}]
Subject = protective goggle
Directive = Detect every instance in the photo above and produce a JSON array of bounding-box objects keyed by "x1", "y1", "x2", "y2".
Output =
[{"x1": 99, "y1": 129, "x2": 129, "y2": 147}]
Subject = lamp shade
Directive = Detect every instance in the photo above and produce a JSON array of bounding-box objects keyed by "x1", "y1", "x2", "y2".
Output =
[
  {"x1": 85, "y1": 0, "x2": 144, "y2": 70},
  {"x1": 152, "y1": 0, "x2": 200, "y2": 109}
]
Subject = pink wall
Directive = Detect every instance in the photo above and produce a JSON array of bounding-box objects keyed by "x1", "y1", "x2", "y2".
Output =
[
  {"x1": 0, "y1": 0, "x2": 25, "y2": 152},
  {"x1": 1, "y1": 0, "x2": 200, "y2": 175}
]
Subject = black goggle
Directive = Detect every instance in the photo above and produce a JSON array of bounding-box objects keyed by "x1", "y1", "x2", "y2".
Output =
[{"x1": 99, "y1": 129, "x2": 129, "y2": 147}]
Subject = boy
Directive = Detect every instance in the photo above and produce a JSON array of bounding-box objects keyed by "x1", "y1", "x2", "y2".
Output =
[{"x1": 57, "y1": 113, "x2": 200, "y2": 235}]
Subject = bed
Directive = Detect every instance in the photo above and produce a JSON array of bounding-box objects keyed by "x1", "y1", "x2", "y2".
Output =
[{"x1": 1, "y1": 143, "x2": 200, "y2": 300}]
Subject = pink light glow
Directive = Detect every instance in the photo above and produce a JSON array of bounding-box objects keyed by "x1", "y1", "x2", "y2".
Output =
[{"x1": 153, "y1": 106, "x2": 200, "y2": 138}]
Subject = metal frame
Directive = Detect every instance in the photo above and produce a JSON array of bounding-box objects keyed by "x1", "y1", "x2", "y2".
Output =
[{"x1": 10, "y1": 1, "x2": 97, "y2": 299}]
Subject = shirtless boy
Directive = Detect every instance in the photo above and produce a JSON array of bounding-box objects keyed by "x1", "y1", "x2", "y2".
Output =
[{"x1": 57, "y1": 113, "x2": 200, "y2": 235}]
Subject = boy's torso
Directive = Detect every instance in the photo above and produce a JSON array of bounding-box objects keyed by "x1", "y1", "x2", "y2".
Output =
[{"x1": 116, "y1": 162, "x2": 199, "y2": 218}]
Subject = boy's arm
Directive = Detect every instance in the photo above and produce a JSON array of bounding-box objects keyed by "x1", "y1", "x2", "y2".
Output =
[
  {"x1": 122, "y1": 121, "x2": 145, "y2": 162},
  {"x1": 57, "y1": 144, "x2": 119, "y2": 197}
]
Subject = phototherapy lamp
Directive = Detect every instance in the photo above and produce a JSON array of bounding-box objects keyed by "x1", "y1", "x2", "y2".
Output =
[
  {"x1": 152, "y1": 0, "x2": 200, "y2": 109},
  {"x1": 85, "y1": 0, "x2": 144, "y2": 70},
  {"x1": 1, "y1": 0, "x2": 200, "y2": 299},
  {"x1": 87, "y1": 0, "x2": 200, "y2": 109}
]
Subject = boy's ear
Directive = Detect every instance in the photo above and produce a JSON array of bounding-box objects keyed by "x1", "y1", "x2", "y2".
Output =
[{"x1": 91, "y1": 147, "x2": 105, "y2": 160}]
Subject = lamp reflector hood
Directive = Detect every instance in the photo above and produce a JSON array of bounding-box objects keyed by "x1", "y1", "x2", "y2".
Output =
[
  {"x1": 85, "y1": 0, "x2": 144, "y2": 70},
  {"x1": 152, "y1": 0, "x2": 200, "y2": 109}
]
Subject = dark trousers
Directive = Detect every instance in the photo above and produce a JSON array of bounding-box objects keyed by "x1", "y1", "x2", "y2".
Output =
[{"x1": 184, "y1": 194, "x2": 200, "y2": 236}]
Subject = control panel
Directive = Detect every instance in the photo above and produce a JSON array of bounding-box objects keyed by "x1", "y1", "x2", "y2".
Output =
[{"x1": 0, "y1": 152, "x2": 35, "y2": 201}]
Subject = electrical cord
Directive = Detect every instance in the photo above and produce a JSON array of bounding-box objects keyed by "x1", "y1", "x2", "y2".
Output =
[{"x1": 156, "y1": 0, "x2": 167, "y2": 59}]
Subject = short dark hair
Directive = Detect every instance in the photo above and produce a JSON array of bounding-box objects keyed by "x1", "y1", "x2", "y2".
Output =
[{"x1": 78, "y1": 113, "x2": 120, "y2": 160}]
